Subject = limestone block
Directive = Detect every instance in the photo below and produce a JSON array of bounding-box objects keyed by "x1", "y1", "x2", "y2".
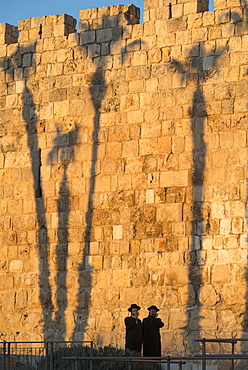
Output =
[
  {"x1": 146, "y1": 189, "x2": 155, "y2": 204},
  {"x1": 15, "y1": 80, "x2": 25, "y2": 94},
  {"x1": 199, "y1": 285, "x2": 220, "y2": 307},
  {"x1": 131, "y1": 267, "x2": 150, "y2": 286},
  {"x1": 157, "y1": 203, "x2": 182, "y2": 222},
  {"x1": 112, "y1": 270, "x2": 130, "y2": 287},
  {"x1": 225, "y1": 200, "x2": 245, "y2": 218},
  {"x1": 169, "y1": 309, "x2": 188, "y2": 330},
  {"x1": 105, "y1": 142, "x2": 122, "y2": 159},
  {"x1": 200, "y1": 308, "x2": 217, "y2": 330},
  {"x1": 148, "y1": 49, "x2": 162, "y2": 64},
  {"x1": 128, "y1": 80, "x2": 145, "y2": 93},
  {"x1": 80, "y1": 30, "x2": 95, "y2": 45},
  {"x1": 89, "y1": 241, "x2": 99, "y2": 255},
  {"x1": 141, "y1": 121, "x2": 161, "y2": 139},
  {"x1": 131, "y1": 173, "x2": 146, "y2": 189},
  {"x1": 132, "y1": 51, "x2": 147, "y2": 66},
  {"x1": 212, "y1": 265, "x2": 231, "y2": 284},
  {"x1": 0, "y1": 275, "x2": 14, "y2": 289},
  {"x1": 0, "y1": 23, "x2": 18, "y2": 45},
  {"x1": 124, "y1": 157, "x2": 143, "y2": 173},
  {"x1": 96, "y1": 28, "x2": 113, "y2": 43},
  {"x1": 91, "y1": 256, "x2": 103, "y2": 270},
  {"x1": 0, "y1": 154, "x2": 4, "y2": 170},
  {"x1": 222, "y1": 284, "x2": 246, "y2": 306},
  {"x1": 96, "y1": 309, "x2": 114, "y2": 330},
  {"x1": 172, "y1": 222, "x2": 185, "y2": 237},
  {"x1": 165, "y1": 266, "x2": 188, "y2": 285},
  {"x1": 10, "y1": 260, "x2": 23, "y2": 272},
  {"x1": 160, "y1": 170, "x2": 188, "y2": 187},
  {"x1": 231, "y1": 217, "x2": 243, "y2": 234},
  {"x1": 113, "y1": 225, "x2": 123, "y2": 240},
  {"x1": 219, "y1": 218, "x2": 231, "y2": 235},
  {"x1": 127, "y1": 111, "x2": 143, "y2": 126},
  {"x1": 15, "y1": 289, "x2": 28, "y2": 310}
]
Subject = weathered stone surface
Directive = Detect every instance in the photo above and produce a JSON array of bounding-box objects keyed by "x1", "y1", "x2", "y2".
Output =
[{"x1": 0, "y1": 0, "x2": 247, "y2": 357}]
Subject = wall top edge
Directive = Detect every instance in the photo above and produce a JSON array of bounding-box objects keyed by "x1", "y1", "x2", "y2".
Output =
[{"x1": 0, "y1": 1, "x2": 247, "y2": 45}]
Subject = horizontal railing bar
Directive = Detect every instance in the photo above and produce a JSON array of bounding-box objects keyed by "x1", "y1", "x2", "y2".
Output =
[
  {"x1": 63, "y1": 355, "x2": 248, "y2": 361},
  {"x1": 63, "y1": 356, "x2": 184, "y2": 360},
  {"x1": 195, "y1": 338, "x2": 247, "y2": 342},
  {"x1": 0, "y1": 340, "x2": 92, "y2": 344},
  {"x1": 195, "y1": 354, "x2": 248, "y2": 358}
]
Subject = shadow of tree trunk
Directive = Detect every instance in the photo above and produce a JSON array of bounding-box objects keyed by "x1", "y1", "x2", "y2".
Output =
[
  {"x1": 21, "y1": 47, "x2": 54, "y2": 338},
  {"x1": 47, "y1": 126, "x2": 79, "y2": 340},
  {"x1": 187, "y1": 84, "x2": 207, "y2": 349}
]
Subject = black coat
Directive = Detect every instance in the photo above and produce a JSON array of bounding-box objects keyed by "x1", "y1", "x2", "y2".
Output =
[
  {"x1": 124, "y1": 316, "x2": 142, "y2": 353},
  {"x1": 142, "y1": 316, "x2": 164, "y2": 357}
]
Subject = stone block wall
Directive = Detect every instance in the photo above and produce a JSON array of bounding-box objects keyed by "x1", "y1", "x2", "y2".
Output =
[{"x1": 0, "y1": 0, "x2": 248, "y2": 357}]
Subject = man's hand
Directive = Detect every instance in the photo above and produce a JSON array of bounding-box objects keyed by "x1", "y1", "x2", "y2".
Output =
[{"x1": 132, "y1": 313, "x2": 138, "y2": 319}]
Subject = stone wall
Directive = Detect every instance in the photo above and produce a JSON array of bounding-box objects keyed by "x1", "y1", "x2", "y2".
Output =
[{"x1": 0, "y1": 0, "x2": 247, "y2": 356}]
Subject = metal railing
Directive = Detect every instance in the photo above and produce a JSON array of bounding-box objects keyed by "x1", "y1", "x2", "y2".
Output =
[
  {"x1": 0, "y1": 340, "x2": 93, "y2": 370},
  {"x1": 195, "y1": 338, "x2": 248, "y2": 370},
  {"x1": 63, "y1": 354, "x2": 248, "y2": 370},
  {"x1": 63, "y1": 356, "x2": 186, "y2": 370},
  {"x1": 1, "y1": 338, "x2": 248, "y2": 369}
]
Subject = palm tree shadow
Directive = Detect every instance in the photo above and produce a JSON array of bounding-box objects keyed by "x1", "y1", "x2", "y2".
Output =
[
  {"x1": 171, "y1": 1, "x2": 248, "y2": 357},
  {"x1": 234, "y1": 1, "x2": 248, "y2": 367},
  {"x1": 47, "y1": 125, "x2": 79, "y2": 340},
  {"x1": 72, "y1": 9, "x2": 141, "y2": 341},
  {"x1": 0, "y1": 44, "x2": 54, "y2": 339},
  {"x1": 171, "y1": 41, "x2": 225, "y2": 352}
]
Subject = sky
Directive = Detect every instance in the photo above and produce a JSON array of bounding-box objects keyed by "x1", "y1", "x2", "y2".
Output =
[{"x1": 1, "y1": 0, "x2": 214, "y2": 27}]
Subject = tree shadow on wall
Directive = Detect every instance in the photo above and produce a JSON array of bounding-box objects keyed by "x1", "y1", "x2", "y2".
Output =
[
  {"x1": 233, "y1": 1, "x2": 248, "y2": 367},
  {"x1": 47, "y1": 125, "x2": 79, "y2": 339},
  {"x1": 72, "y1": 8, "x2": 141, "y2": 341},
  {"x1": 0, "y1": 43, "x2": 54, "y2": 339},
  {"x1": 0, "y1": 44, "x2": 79, "y2": 341},
  {"x1": 0, "y1": 7, "x2": 141, "y2": 343},
  {"x1": 171, "y1": 36, "x2": 225, "y2": 353},
  {"x1": 171, "y1": 1, "x2": 248, "y2": 355}
]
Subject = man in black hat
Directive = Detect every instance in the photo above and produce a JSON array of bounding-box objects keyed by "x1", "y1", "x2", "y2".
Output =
[
  {"x1": 124, "y1": 304, "x2": 142, "y2": 353},
  {"x1": 142, "y1": 305, "x2": 164, "y2": 357}
]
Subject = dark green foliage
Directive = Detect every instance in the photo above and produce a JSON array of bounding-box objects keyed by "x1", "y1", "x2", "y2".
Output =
[{"x1": 36, "y1": 345, "x2": 161, "y2": 369}]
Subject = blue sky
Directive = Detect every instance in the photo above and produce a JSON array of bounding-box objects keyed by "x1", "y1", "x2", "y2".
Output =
[{"x1": 1, "y1": 0, "x2": 214, "y2": 27}]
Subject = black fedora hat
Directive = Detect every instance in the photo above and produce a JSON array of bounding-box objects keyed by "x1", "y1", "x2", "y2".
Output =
[
  {"x1": 128, "y1": 304, "x2": 141, "y2": 312},
  {"x1": 147, "y1": 305, "x2": 160, "y2": 312}
]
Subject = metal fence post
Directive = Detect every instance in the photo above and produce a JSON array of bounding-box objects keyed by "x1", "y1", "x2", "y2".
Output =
[
  {"x1": 90, "y1": 341, "x2": 93, "y2": 370},
  {"x1": 45, "y1": 342, "x2": 49, "y2": 370},
  {"x1": 50, "y1": 342, "x2": 53, "y2": 370},
  {"x1": 75, "y1": 357, "x2": 79, "y2": 370},
  {"x1": 128, "y1": 359, "x2": 132, "y2": 370},
  {"x1": 202, "y1": 338, "x2": 206, "y2": 370},
  {"x1": 179, "y1": 360, "x2": 183, "y2": 370},
  {"x1": 231, "y1": 341, "x2": 235, "y2": 370},
  {"x1": 167, "y1": 355, "x2": 171, "y2": 370},
  {"x1": 3, "y1": 341, "x2": 6, "y2": 370},
  {"x1": 7, "y1": 342, "x2": 10, "y2": 370}
]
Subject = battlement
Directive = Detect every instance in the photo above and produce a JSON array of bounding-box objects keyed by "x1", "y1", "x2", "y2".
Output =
[
  {"x1": 0, "y1": 23, "x2": 18, "y2": 45},
  {"x1": 0, "y1": 4, "x2": 141, "y2": 46},
  {"x1": 143, "y1": 0, "x2": 209, "y2": 21},
  {"x1": 79, "y1": 4, "x2": 140, "y2": 30},
  {"x1": 18, "y1": 14, "x2": 77, "y2": 43}
]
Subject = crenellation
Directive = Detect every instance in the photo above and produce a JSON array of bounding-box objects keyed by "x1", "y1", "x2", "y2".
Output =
[
  {"x1": 0, "y1": 23, "x2": 18, "y2": 45},
  {"x1": 18, "y1": 14, "x2": 77, "y2": 43},
  {"x1": 144, "y1": 0, "x2": 209, "y2": 20}
]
